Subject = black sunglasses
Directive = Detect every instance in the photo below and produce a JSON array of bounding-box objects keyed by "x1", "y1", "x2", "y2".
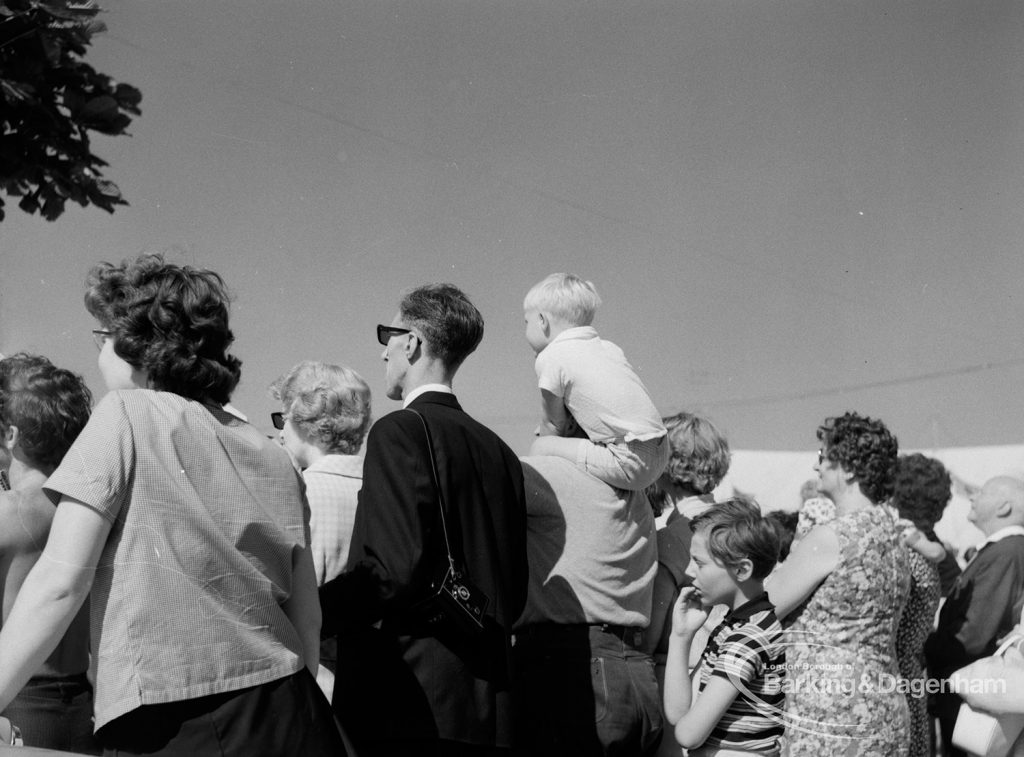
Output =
[
  {"x1": 377, "y1": 324, "x2": 413, "y2": 346},
  {"x1": 271, "y1": 412, "x2": 286, "y2": 430}
]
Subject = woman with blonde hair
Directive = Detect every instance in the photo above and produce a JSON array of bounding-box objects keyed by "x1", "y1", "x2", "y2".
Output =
[
  {"x1": 649, "y1": 412, "x2": 731, "y2": 525},
  {"x1": 646, "y1": 412, "x2": 733, "y2": 653},
  {"x1": 643, "y1": 412, "x2": 732, "y2": 757},
  {"x1": 271, "y1": 360, "x2": 371, "y2": 700}
]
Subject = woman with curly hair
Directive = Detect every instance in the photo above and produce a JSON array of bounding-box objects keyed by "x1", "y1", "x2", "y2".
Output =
[
  {"x1": 0, "y1": 354, "x2": 97, "y2": 753},
  {"x1": 271, "y1": 360, "x2": 372, "y2": 700},
  {"x1": 649, "y1": 412, "x2": 731, "y2": 526},
  {"x1": 645, "y1": 412, "x2": 732, "y2": 656},
  {"x1": 768, "y1": 412, "x2": 911, "y2": 756},
  {"x1": 0, "y1": 254, "x2": 346, "y2": 755},
  {"x1": 894, "y1": 454, "x2": 961, "y2": 597},
  {"x1": 892, "y1": 453, "x2": 951, "y2": 757}
]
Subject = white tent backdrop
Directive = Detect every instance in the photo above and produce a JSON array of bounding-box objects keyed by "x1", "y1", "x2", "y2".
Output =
[{"x1": 717, "y1": 445, "x2": 1024, "y2": 558}]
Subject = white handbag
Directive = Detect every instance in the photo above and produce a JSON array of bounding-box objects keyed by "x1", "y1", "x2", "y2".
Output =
[{"x1": 951, "y1": 634, "x2": 1024, "y2": 757}]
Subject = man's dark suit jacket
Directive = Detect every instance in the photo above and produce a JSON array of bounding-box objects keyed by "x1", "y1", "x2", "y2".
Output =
[
  {"x1": 925, "y1": 532, "x2": 1024, "y2": 721},
  {"x1": 320, "y1": 391, "x2": 528, "y2": 750}
]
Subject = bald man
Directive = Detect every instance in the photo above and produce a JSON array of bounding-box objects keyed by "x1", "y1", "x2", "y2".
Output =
[{"x1": 925, "y1": 475, "x2": 1024, "y2": 757}]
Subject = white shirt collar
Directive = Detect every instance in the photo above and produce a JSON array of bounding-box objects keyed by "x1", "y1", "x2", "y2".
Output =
[
  {"x1": 549, "y1": 325, "x2": 598, "y2": 345},
  {"x1": 402, "y1": 383, "x2": 453, "y2": 408},
  {"x1": 676, "y1": 494, "x2": 717, "y2": 520},
  {"x1": 977, "y1": 524, "x2": 1024, "y2": 552},
  {"x1": 304, "y1": 454, "x2": 363, "y2": 477}
]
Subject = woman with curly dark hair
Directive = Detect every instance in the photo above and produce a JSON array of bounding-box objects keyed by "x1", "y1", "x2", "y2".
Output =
[
  {"x1": 0, "y1": 254, "x2": 346, "y2": 756},
  {"x1": 893, "y1": 453, "x2": 960, "y2": 596},
  {"x1": 892, "y1": 453, "x2": 952, "y2": 757},
  {"x1": 768, "y1": 412, "x2": 911, "y2": 756}
]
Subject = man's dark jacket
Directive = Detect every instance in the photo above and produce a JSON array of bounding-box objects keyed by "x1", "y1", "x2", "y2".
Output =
[
  {"x1": 925, "y1": 533, "x2": 1024, "y2": 721},
  {"x1": 320, "y1": 391, "x2": 528, "y2": 749}
]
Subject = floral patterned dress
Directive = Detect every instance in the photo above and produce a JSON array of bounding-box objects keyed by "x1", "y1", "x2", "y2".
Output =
[
  {"x1": 895, "y1": 549, "x2": 941, "y2": 757},
  {"x1": 782, "y1": 506, "x2": 912, "y2": 756}
]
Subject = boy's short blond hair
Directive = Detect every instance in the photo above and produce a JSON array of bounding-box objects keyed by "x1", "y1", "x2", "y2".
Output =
[{"x1": 523, "y1": 273, "x2": 602, "y2": 326}]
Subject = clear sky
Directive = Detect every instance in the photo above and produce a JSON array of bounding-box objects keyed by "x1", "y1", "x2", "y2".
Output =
[{"x1": 3, "y1": 0, "x2": 1024, "y2": 454}]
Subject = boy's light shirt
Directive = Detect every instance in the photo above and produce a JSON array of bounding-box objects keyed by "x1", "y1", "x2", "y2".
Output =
[{"x1": 533, "y1": 326, "x2": 665, "y2": 444}]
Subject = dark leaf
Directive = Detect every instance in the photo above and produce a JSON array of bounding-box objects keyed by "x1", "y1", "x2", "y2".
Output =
[
  {"x1": 80, "y1": 94, "x2": 117, "y2": 120},
  {"x1": 63, "y1": 87, "x2": 86, "y2": 113},
  {"x1": 18, "y1": 193, "x2": 39, "y2": 213},
  {"x1": 41, "y1": 35, "x2": 63, "y2": 65},
  {"x1": 114, "y1": 82, "x2": 142, "y2": 109},
  {"x1": 41, "y1": 191, "x2": 66, "y2": 220},
  {"x1": 93, "y1": 177, "x2": 122, "y2": 201},
  {"x1": 92, "y1": 112, "x2": 130, "y2": 134},
  {"x1": 66, "y1": 181, "x2": 87, "y2": 204}
]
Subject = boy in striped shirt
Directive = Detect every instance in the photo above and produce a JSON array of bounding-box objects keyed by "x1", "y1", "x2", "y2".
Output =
[{"x1": 663, "y1": 499, "x2": 786, "y2": 756}]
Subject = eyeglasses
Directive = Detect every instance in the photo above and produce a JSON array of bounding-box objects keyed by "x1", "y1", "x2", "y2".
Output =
[
  {"x1": 817, "y1": 449, "x2": 829, "y2": 465},
  {"x1": 91, "y1": 329, "x2": 113, "y2": 350},
  {"x1": 377, "y1": 324, "x2": 413, "y2": 346},
  {"x1": 271, "y1": 412, "x2": 287, "y2": 430}
]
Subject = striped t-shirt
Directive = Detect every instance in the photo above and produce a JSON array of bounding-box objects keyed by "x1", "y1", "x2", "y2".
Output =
[{"x1": 697, "y1": 592, "x2": 786, "y2": 752}]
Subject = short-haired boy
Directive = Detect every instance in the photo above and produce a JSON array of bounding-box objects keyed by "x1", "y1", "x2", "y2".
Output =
[
  {"x1": 523, "y1": 272, "x2": 668, "y2": 490},
  {"x1": 663, "y1": 499, "x2": 786, "y2": 756}
]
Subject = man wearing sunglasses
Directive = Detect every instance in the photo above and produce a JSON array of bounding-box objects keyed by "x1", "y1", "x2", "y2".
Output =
[{"x1": 320, "y1": 283, "x2": 528, "y2": 757}]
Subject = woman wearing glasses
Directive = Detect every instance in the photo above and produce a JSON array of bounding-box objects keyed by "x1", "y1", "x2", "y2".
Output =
[
  {"x1": 767, "y1": 412, "x2": 911, "y2": 756},
  {"x1": 270, "y1": 360, "x2": 371, "y2": 700},
  {"x1": 0, "y1": 254, "x2": 346, "y2": 756}
]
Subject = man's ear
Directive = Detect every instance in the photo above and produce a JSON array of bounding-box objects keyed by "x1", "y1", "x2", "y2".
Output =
[
  {"x1": 732, "y1": 558, "x2": 754, "y2": 582},
  {"x1": 405, "y1": 332, "x2": 424, "y2": 362}
]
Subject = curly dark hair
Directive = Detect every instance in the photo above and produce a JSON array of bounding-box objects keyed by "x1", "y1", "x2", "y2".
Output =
[
  {"x1": 765, "y1": 510, "x2": 799, "y2": 562},
  {"x1": 84, "y1": 253, "x2": 242, "y2": 404},
  {"x1": 891, "y1": 453, "x2": 952, "y2": 530},
  {"x1": 690, "y1": 498, "x2": 780, "y2": 580},
  {"x1": 817, "y1": 412, "x2": 898, "y2": 504},
  {"x1": 399, "y1": 283, "x2": 484, "y2": 370},
  {"x1": 0, "y1": 353, "x2": 92, "y2": 470}
]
